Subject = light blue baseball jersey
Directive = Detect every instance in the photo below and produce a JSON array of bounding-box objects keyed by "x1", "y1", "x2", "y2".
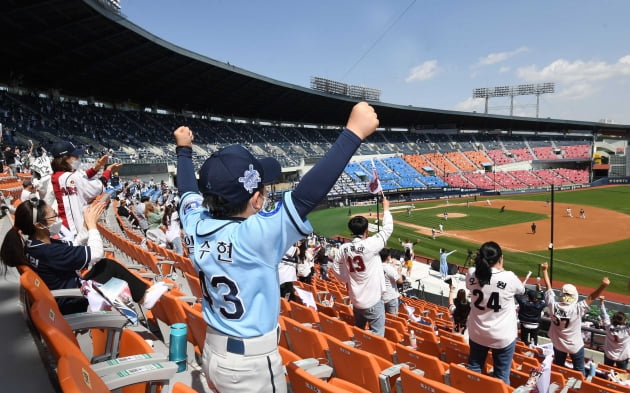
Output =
[{"x1": 180, "y1": 190, "x2": 312, "y2": 338}]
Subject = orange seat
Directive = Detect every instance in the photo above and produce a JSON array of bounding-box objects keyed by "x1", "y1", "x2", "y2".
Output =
[
  {"x1": 551, "y1": 362, "x2": 585, "y2": 382},
  {"x1": 449, "y1": 363, "x2": 512, "y2": 393},
  {"x1": 414, "y1": 335, "x2": 442, "y2": 359},
  {"x1": 290, "y1": 301, "x2": 320, "y2": 326},
  {"x1": 384, "y1": 326, "x2": 403, "y2": 344},
  {"x1": 440, "y1": 335, "x2": 470, "y2": 364},
  {"x1": 318, "y1": 312, "x2": 353, "y2": 342},
  {"x1": 278, "y1": 345, "x2": 301, "y2": 365},
  {"x1": 509, "y1": 368, "x2": 531, "y2": 389},
  {"x1": 399, "y1": 367, "x2": 465, "y2": 393},
  {"x1": 324, "y1": 333, "x2": 395, "y2": 393},
  {"x1": 584, "y1": 376, "x2": 630, "y2": 393},
  {"x1": 282, "y1": 316, "x2": 329, "y2": 360},
  {"x1": 183, "y1": 272, "x2": 203, "y2": 300},
  {"x1": 57, "y1": 354, "x2": 182, "y2": 393},
  {"x1": 181, "y1": 301, "x2": 207, "y2": 356},
  {"x1": 438, "y1": 328, "x2": 466, "y2": 343},
  {"x1": 19, "y1": 265, "x2": 82, "y2": 310},
  {"x1": 90, "y1": 329, "x2": 156, "y2": 393},
  {"x1": 280, "y1": 297, "x2": 292, "y2": 317},
  {"x1": 286, "y1": 361, "x2": 371, "y2": 393},
  {"x1": 351, "y1": 326, "x2": 396, "y2": 363},
  {"x1": 385, "y1": 314, "x2": 408, "y2": 334},
  {"x1": 513, "y1": 351, "x2": 540, "y2": 370},
  {"x1": 395, "y1": 343, "x2": 449, "y2": 383}
]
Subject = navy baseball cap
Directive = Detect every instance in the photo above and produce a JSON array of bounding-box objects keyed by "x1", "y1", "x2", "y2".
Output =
[
  {"x1": 198, "y1": 145, "x2": 281, "y2": 204},
  {"x1": 50, "y1": 141, "x2": 82, "y2": 158}
]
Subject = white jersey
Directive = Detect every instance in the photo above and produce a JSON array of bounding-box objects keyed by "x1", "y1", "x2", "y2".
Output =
[
  {"x1": 600, "y1": 303, "x2": 630, "y2": 361},
  {"x1": 278, "y1": 245, "x2": 298, "y2": 285},
  {"x1": 382, "y1": 263, "x2": 400, "y2": 302},
  {"x1": 164, "y1": 211, "x2": 181, "y2": 242},
  {"x1": 333, "y1": 210, "x2": 393, "y2": 309},
  {"x1": 53, "y1": 170, "x2": 104, "y2": 239},
  {"x1": 545, "y1": 289, "x2": 589, "y2": 354},
  {"x1": 297, "y1": 247, "x2": 314, "y2": 277},
  {"x1": 466, "y1": 267, "x2": 525, "y2": 348}
]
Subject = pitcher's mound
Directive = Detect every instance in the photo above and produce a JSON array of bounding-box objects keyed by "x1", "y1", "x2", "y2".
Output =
[{"x1": 436, "y1": 213, "x2": 467, "y2": 218}]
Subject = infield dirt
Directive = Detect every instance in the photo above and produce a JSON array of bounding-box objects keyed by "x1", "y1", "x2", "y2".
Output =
[{"x1": 394, "y1": 199, "x2": 630, "y2": 252}]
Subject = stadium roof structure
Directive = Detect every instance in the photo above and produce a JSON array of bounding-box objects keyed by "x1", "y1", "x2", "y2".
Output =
[{"x1": 2, "y1": 0, "x2": 630, "y2": 135}]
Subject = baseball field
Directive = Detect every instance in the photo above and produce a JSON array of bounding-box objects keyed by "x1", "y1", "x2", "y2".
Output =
[{"x1": 308, "y1": 185, "x2": 630, "y2": 296}]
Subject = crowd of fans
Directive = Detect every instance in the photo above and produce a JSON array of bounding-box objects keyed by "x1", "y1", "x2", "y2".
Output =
[{"x1": 0, "y1": 94, "x2": 626, "y2": 392}]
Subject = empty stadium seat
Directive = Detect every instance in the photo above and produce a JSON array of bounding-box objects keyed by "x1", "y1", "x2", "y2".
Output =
[
  {"x1": 394, "y1": 343, "x2": 449, "y2": 384},
  {"x1": 398, "y1": 367, "x2": 465, "y2": 393},
  {"x1": 324, "y1": 333, "x2": 400, "y2": 393},
  {"x1": 282, "y1": 316, "x2": 329, "y2": 360},
  {"x1": 286, "y1": 361, "x2": 371, "y2": 393},
  {"x1": 449, "y1": 363, "x2": 512, "y2": 393},
  {"x1": 317, "y1": 311, "x2": 354, "y2": 342}
]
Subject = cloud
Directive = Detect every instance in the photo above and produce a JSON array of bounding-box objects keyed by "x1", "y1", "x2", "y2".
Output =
[
  {"x1": 454, "y1": 97, "x2": 481, "y2": 112},
  {"x1": 516, "y1": 55, "x2": 630, "y2": 83},
  {"x1": 405, "y1": 60, "x2": 440, "y2": 82},
  {"x1": 499, "y1": 66, "x2": 510, "y2": 73},
  {"x1": 475, "y1": 46, "x2": 529, "y2": 67},
  {"x1": 555, "y1": 82, "x2": 599, "y2": 100}
]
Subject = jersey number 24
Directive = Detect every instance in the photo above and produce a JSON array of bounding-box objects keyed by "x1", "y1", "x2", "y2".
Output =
[{"x1": 472, "y1": 289, "x2": 502, "y2": 312}]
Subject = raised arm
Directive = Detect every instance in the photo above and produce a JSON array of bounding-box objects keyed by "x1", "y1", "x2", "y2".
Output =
[
  {"x1": 541, "y1": 263, "x2": 552, "y2": 292},
  {"x1": 173, "y1": 126, "x2": 198, "y2": 195},
  {"x1": 598, "y1": 296, "x2": 611, "y2": 327},
  {"x1": 448, "y1": 283, "x2": 456, "y2": 307},
  {"x1": 292, "y1": 102, "x2": 378, "y2": 218},
  {"x1": 586, "y1": 277, "x2": 610, "y2": 305}
]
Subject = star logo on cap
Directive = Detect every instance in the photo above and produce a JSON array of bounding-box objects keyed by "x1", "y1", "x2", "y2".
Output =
[{"x1": 238, "y1": 164, "x2": 261, "y2": 194}]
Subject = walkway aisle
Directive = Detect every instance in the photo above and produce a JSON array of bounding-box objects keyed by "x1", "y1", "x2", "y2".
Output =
[{"x1": 0, "y1": 266, "x2": 56, "y2": 393}]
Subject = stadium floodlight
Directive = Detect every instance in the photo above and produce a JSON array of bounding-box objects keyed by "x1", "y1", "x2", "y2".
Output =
[
  {"x1": 472, "y1": 82, "x2": 555, "y2": 117},
  {"x1": 311, "y1": 76, "x2": 381, "y2": 102}
]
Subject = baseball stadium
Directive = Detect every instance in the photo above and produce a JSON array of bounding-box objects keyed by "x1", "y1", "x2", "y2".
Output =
[{"x1": 1, "y1": 1, "x2": 630, "y2": 392}]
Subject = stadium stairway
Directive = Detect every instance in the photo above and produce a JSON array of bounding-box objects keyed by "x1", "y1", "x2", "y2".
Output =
[{"x1": 0, "y1": 266, "x2": 56, "y2": 392}]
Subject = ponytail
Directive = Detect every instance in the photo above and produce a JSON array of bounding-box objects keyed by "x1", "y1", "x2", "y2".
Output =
[
  {"x1": 474, "y1": 241, "x2": 502, "y2": 287},
  {"x1": 0, "y1": 227, "x2": 27, "y2": 275},
  {"x1": 0, "y1": 200, "x2": 46, "y2": 275}
]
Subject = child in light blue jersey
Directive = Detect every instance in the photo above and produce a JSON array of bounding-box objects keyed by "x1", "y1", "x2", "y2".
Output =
[{"x1": 174, "y1": 102, "x2": 378, "y2": 393}]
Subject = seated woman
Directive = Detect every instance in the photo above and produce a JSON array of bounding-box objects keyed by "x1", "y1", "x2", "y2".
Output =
[{"x1": 0, "y1": 197, "x2": 167, "y2": 315}]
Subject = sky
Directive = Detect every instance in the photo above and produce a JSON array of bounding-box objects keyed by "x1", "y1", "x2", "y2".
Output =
[{"x1": 122, "y1": 0, "x2": 630, "y2": 124}]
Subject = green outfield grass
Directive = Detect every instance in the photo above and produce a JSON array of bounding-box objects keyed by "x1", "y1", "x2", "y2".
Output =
[{"x1": 308, "y1": 185, "x2": 630, "y2": 295}]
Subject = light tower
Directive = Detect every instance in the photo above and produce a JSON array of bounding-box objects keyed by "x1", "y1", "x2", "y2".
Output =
[{"x1": 472, "y1": 83, "x2": 555, "y2": 117}]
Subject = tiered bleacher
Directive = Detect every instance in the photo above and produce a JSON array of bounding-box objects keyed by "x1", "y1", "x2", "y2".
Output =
[{"x1": 1, "y1": 90, "x2": 596, "y2": 202}]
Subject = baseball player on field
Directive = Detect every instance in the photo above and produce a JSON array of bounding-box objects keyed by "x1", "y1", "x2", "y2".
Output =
[
  {"x1": 332, "y1": 197, "x2": 392, "y2": 336},
  {"x1": 174, "y1": 102, "x2": 379, "y2": 393},
  {"x1": 541, "y1": 263, "x2": 609, "y2": 375}
]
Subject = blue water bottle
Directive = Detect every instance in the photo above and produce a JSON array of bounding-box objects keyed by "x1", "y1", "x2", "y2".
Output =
[{"x1": 168, "y1": 323, "x2": 188, "y2": 372}]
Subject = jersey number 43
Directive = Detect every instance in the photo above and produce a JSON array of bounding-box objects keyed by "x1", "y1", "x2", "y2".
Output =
[
  {"x1": 346, "y1": 255, "x2": 365, "y2": 272},
  {"x1": 199, "y1": 272, "x2": 245, "y2": 320}
]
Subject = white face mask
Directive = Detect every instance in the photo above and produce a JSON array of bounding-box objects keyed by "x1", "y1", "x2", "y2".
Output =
[
  {"x1": 71, "y1": 159, "x2": 81, "y2": 171},
  {"x1": 47, "y1": 219, "x2": 63, "y2": 236},
  {"x1": 261, "y1": 196, "x2": 272, "y2": 211},
  {"x1": 251, "y1": 193, "x2": 271, "y2": 213}
]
